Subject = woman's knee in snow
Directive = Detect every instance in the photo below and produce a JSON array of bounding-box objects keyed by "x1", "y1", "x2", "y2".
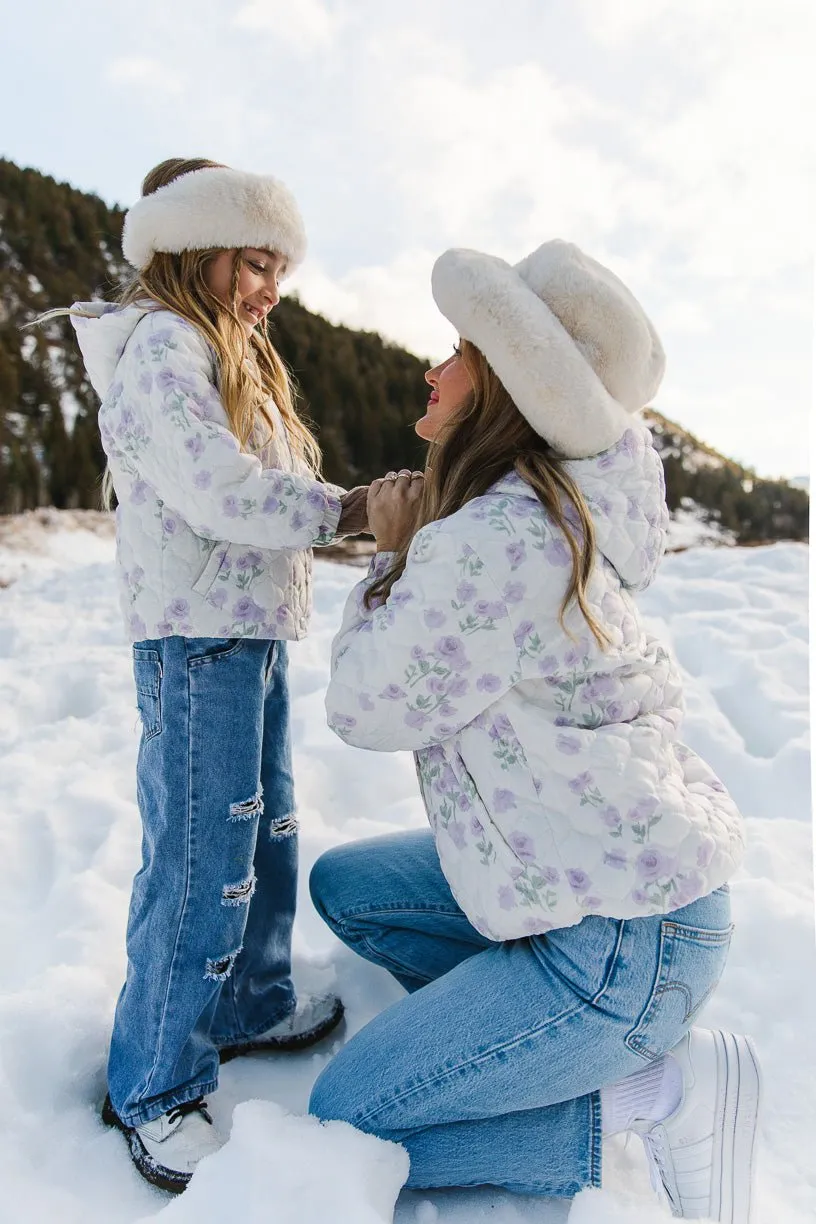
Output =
[{"x1": 309, "y1": 841, "x2": 371, "y2": 930}]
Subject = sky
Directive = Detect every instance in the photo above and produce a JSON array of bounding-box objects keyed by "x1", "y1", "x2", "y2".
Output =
[{"x1": 1, "y1": 0, "x2": 813, "y2": 479}]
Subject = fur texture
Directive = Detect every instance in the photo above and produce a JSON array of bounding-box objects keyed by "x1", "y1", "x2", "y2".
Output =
[
  {"x1": 431, "y1": 240, "x2": 665, "y2": 459},
  {"x1": 122, "y1": 167, "x2": 307, "y2": 274}
]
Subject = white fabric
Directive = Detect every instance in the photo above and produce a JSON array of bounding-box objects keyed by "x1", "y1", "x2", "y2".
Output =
[
  {"x1": 431, "y1": 241, "x2": 665, "y2": 459},
  {"x1": 325, "y1": 425, "x2": 744, "y2": 940},
  {"x1": 72, "y1": 303, "x2": 343, "y2": 642},
  {"x1": 121, "y1": 167, "x2": 307, "y2": 272}
]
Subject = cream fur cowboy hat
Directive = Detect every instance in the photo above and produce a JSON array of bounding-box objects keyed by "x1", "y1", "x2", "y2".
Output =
[
  {"x1": 122, "y1": 166, "x2": 307, "y2": 275},
  {"x1": 431, "y1": 240, "x2": 665, "y2": 459}
]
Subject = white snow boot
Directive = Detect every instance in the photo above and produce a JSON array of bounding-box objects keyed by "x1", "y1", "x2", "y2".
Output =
[
  {"x1": 634, "y1": 1028, "x2": 761, "y2": 1222},
  {"x1": 218, "y1": 991, "x2": 344, "y2": 1062},
  {"x1": 102, "y1": 1094, "x2": 223, "y2": 1193}
]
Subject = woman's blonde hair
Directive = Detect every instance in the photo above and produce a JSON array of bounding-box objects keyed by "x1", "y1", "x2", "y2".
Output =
[{"x1": 366, "y1": 340, "x2": 610, "y2": 649}]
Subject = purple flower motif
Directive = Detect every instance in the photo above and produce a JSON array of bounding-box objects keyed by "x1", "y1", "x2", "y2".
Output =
[
  {"x1": 236, "y1": 551, "x2": 263, "y2": 570},
  {"x1": 553, "y1": 715, "x2": 571, "y2": 727},
  {"x1": 556, "y1": 734, "x2": 582, "y2": 756},
  {"x1": 438, "y1": 700, "x2": 457, "y2": 717},
  {"x1": 448, "y1": 822, "x2": 467, "y2": 850},
  {"x1": 448, "y1": 676, "x2": 469, "y2": 698},
  {"x1": 129, "y1": 613, "x2": 147, "y2": 639},
  {"x1": 185, "y1": 435, "x2": 205, "y2": 460},
  {"x1": 509, "y1": 831, "x2": 536, "y2": 862},
  {"x1": 600, "y1": 805, "x2": 622, "y2": 828},
  {"x1": 206, "y1": 588, "x2": 228, "y2": 609},
  {"x1": 130, "y1": 480, "x2": 149, "y2": 506},
  {"x1": 540, "y1": 655, "x2": 558, "y2": 673},
  {"x1": 498, "y1": 884, "x2": 517, "y2": 911},
  {"x1": 603, "y1": 850, "x2": 628, "y2": 871},
  {"x1": 544, "y1": 538, "x2": 571, "y2": 567},
  {"x1": 358, "y1": 693, "x2": 375, "y2": 711},
  {"x1": 636, "y1": 846, "x2": 676, "y2": 883},
  {"x1": 492, "y1": 713, "x2": 514, "y2": 737},
  {"x1": 567, "y1": 868, "x2": 592, "y2": 894},
  {"x1": 275, "y1": 604, "x2": 291, "y2": 626},
  {"x1": 163, "y1": 516, "x2": 178, "y2": 536},
  {"x1": 455, "y1": 580, "x2": 478, "y2": 603},
  {"x1": 582, "y1": 896, "x2": 603, "y2": 910},
  {"x1": 474, "y1": 600, "x2": 507, "y2": 620},
  {"x1": 424, "y1": 608, "x2": 447, "y2": 629},
  {"x1": 435, "y1": 636, "x2": 468, "y2": 670},
  {"x1": 156, "y1": 620, "x2": 174, "y2": 637},
  {"x1": 405, "y1": 709, "x2": 431, "y2": 730},
  {"x1": 194, "y1": 470, "x2": 212, "y2": 490},
  {"x1": 606, "y1": 702, "x2": 625, "y2": 721},
  {"x1": 470, "y1": 814, "x2": 484, "y2": 836},
  {"x1": 223, "y1": 495, "x2": 241, "y2": 518},
  {"x1": 564, "y1": 647, "x2": 581, "y2": 667},
  {"x1": 493, "y1": 788, "x2": 517, "y2": 814},
  {"x1": 331, "y1": 713, "x2": 357, "y2": 733},
  {"x1": 626, "y1": 796, "x2": 660, "y2": 823},
  {"x1": 379, "y1": 683, "x2": 407, "y2": 700},
  {"x1": 306, "y1": 488, "x2": 327, "y2": 510},
  {"x1": 476, "y1": 673, "x2": 502, "y2": 693},
  {"x1": 503, "y1": 581, "x2": 526, "y2": 603},
  {"x1": 291, "y1": 510, "x2": 307, "y2": 532},
  {"x1": 262, "y1": 495, "x2": 280, "y2": 514},
  {"x1": 428, "y1": 675, "x2": 448, "y2": 696},
  {"x1": 540, "y1": 865, "x2": 560, "y2": 885},
  {"x1": 391, "y1": 588, "x2": 414, "y2": 607},
  {"x1": 568, "y1": 771, "x2": 594, "y2": 795},
  {"x1": 631, "y1": 888, "x2": 649, "y2": 905},
  {"x1": 513, "y1": 619, "x2": 535, "y2": 648},
  {"x1": 232, "y1": 596, "x2": 265, "y2": 624},
  {"x1": 410, "y1": 645, "x2": 426, "y2": 661},
  {"x1": 505, "y1": 540, "x2": 527, "y2": 570},
  {"x1": 165, "y1": 598, "x2": 190, "y2": 620}
]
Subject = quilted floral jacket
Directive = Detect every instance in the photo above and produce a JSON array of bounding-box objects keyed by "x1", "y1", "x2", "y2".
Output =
[
  {"x1": 326, "y1": 425, "x2": 745, "y2": 940},
  {"x1": 72, "y1": 303, "x2": 343, "y2": 642}
]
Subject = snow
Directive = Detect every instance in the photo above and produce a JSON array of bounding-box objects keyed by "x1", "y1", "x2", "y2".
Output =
[{"x1": 0, "y1": 516, "x2": 812, "y2": 1223}]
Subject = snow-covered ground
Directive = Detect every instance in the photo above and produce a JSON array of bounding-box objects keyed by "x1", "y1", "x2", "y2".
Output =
[{"x1": 0, "y1": 518, "x2": 812, "y2": 1223}]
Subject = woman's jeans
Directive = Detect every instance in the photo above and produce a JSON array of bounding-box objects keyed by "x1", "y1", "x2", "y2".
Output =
[
  {"x1": 308, "y1": 829, "x2": 732, "y2": 1197},
  {"x1": 108, "y1": 637, "x2": 298, "y2": 1127}
]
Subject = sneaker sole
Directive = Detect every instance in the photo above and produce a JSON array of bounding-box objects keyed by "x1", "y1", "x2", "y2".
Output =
[
  {"x1": 711, "y1": 1030, "x2": 762, "y2": 1224},
  {"x1": 218, "y1": 995, "x2": 345, "y2": 1064},
  {"x1": 101, "y1": 1094, "x2": 191, "y2": 1195}
]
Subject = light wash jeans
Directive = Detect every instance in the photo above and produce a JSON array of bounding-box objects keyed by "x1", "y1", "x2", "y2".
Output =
[
  {"x1": 309, "y1": 829, "x2": 732, "y2": 1197},
  {"x1": 108, "y1": 637, "x2": 298, "y2": 1127}
]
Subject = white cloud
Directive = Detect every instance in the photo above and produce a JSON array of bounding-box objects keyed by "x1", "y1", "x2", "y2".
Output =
[
  {"x1": 233, "y1": 0, "x2": 343, "y2": 50},
  {"x1": 105, "y1": 56, "x2": 184, "y2": 97}
]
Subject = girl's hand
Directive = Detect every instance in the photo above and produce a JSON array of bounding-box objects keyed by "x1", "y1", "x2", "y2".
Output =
[
  {"x1": 338, "y1": 486, "x2": 370, "y2": 536},
  {"x1": 367, "y1": 471, "x2": 425, "y2": 552}
]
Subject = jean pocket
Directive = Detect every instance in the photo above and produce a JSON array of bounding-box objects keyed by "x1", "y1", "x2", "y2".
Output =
[
  {"x1": 186, "y1": 637, "x2": 243, "y2": 665},
  {"x1": 133, "y1": 647, "x2": 162, "y2": 741},
  {"x1": 625, "y1": 920, "x2": 733, "y2": 1061}
]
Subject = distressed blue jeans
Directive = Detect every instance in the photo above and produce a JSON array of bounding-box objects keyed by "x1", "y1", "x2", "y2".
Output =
[
  {"x1": 108, "y1": 637, "x2": 298, "y2": 1127},
  {"x1": 308, "y1": 830, "x2": 732, "y2": 1197}
]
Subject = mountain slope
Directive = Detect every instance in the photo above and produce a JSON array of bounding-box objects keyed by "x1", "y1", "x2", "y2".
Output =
[{"x1": 0, "y1": 157, "x2": 808, "y2": 544}]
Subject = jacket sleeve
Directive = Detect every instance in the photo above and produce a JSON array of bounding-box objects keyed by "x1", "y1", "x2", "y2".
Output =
[
  {"x1": 117, "y1": 313, "x2": 341, "y2": 549},
  {"x1": 325, "y1": 526, "x2": 523, "y2": 751}
]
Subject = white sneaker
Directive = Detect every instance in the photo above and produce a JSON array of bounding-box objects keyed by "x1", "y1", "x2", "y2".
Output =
[
  {"x1": 218, "y1": 991, "x2": 344, "y2": 1062},
  {"x1": 102, "y1": 1094, "x2": 223, "y2": 1193},
  {"x1": 634, "y1": 1029, "x2": 761, "y2": 1222}
]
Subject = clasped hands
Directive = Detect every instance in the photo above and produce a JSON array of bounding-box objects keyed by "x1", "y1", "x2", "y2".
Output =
[{"x1": 337, "y1": 469, "x2": 425, "y2": 552}]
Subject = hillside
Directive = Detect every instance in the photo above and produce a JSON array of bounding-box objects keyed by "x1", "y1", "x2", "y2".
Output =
[{"x1": 0, "y1": 157, "x2": 808, "y2": 544}]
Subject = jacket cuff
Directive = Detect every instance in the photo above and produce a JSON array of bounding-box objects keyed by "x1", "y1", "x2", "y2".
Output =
[{"x1": 314, "y1": 490, "x2": 343, "y2": 546}]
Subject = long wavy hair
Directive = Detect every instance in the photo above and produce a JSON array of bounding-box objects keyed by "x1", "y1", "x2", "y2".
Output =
[{"x1": 366, "y1": 340, "x2": 610, "y2": 648}]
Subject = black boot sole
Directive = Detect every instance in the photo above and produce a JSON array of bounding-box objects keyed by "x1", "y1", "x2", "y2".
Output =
[
  {"x1": 101, "y1": 1094, "x2": 191, "y2": 1195},
  {"x1": 218, "y1": 995, "x2": 345, "y2": 1064}
]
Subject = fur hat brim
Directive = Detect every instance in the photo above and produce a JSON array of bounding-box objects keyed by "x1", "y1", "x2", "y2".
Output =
[
  {"x1": 431, "y1": 243, "x2": 664, "y2": 459},
  {"x1": 122, "y1": 167, "x2": 307, "y2": 275}
]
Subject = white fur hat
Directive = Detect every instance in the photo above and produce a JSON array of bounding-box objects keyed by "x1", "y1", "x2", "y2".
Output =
[
  {"x1": 122, "y1": 166, "x2": 307, "y2": 275},
  {"x1": 431, "y1": 240, "x2": 665, "y2": 458}
]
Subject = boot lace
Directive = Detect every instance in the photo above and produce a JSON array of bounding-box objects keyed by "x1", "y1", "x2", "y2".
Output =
[{"x1": 167, "y1": 1097, "x2": 213, "y2": 1126}]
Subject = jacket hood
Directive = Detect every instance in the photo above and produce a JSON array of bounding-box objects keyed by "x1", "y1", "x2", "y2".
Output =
[
  {"x1": 496, "y1": 424, "x2": 668, "y2": 592},
  {"x1": 70, "y1": 301, "x2": 152, "y2": 399}
]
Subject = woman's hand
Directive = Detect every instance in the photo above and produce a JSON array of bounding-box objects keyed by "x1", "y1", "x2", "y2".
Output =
[
  {"x1": 367, "y1": 470, "x2": 425, "y2": 552},
  {"x1": 338, "y1": 485, "x2": 370, "y2": 536}
]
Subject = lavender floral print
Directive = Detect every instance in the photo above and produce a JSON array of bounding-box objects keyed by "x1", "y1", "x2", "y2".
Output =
[
  {"x1": 326, "y1": 424, "x2": 744, "y2": 940},
  {"x1": 72, "y1": 303, "x2": 344, "y2": 642}
]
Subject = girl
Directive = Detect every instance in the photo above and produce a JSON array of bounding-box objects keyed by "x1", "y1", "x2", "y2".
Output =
[
  {"x1": 63, "y1": 158, "x2": 368, "y2": 1192},
  {"x1": 310, "y1": 242, "x2": 761, "y2": 1221}
]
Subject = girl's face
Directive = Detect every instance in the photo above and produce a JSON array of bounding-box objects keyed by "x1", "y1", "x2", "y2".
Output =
[
  {"x1": 205, "y1": 248, "x2": 287, "y2": 334},
  {"x1": 416, "y1": 346, "x2": 472, "y2": 442}
]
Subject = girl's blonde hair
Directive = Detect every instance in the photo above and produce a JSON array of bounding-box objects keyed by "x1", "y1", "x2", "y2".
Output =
[{"x1": 367, "y1": 340, "x2": 610, "y2": 649}]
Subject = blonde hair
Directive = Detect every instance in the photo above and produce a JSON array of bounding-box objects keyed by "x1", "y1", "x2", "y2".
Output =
[{"x1": 367, "y1": 340, "x2": 611, "y2": 649}]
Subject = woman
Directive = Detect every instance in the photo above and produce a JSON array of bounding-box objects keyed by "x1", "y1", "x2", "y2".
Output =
[{"x1": 308, "y1": 241, "x2": 760, "y2": 1221}]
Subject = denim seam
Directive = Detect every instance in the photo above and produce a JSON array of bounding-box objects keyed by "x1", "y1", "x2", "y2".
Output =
[
  {"x1": 119, "y1": 1077, "x2": 219, "y2": 1129},
  {"x1": 211, "y1": 1002, "x2": 296, "y2": 1046},
  {"x1": 588, "y1": 920, "x2": 625, "y2": 1006},
  {"x1": 187, "y1": 640, "x2": 244, "y2": 667},
  {"x1": 332, "y1": 903, "x2": 471, "y2": 922},
  {"x1": 140, "y1": 659, "x2": 196, "y2": 1104},
  {"x1": 353, "y1": 998, "x2": 588, "y2": 1129},
  {"x1": 356, "y1": 930, "x2": 436, "y2": 986}
]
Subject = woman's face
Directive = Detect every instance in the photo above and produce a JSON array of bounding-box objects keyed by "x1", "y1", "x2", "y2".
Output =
[
  {"x1": 416, "y1": 346, "x2": 472, "y2": 442},
  {"x1": 204, "y1": 248, "x2": 287, "y2": 334}
]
